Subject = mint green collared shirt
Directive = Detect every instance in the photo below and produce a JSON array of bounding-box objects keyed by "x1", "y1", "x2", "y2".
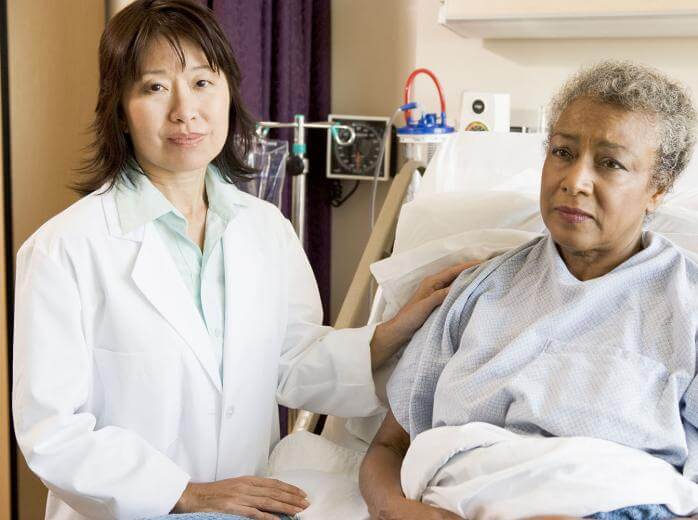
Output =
[{"x1": 115, "y1": 168, "x2": 231, "y2": 375}]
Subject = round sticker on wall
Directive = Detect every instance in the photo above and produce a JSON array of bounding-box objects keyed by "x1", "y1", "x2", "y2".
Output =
[{"x1": 465, "y1": 121, "x2": 489, "y2": 131}]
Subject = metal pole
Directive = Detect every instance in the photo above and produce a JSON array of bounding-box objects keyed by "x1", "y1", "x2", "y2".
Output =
[
  {"x1": 256, "y1": 118, "x2": 353, "y2": 251},
  {"x1": 291, "y1": 114, "x2": 308, "y2": 248}
]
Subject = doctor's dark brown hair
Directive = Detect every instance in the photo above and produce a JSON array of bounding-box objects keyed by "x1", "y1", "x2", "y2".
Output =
[{"x1": 75, "y1": 0, "x2": 256, "y2": 195}]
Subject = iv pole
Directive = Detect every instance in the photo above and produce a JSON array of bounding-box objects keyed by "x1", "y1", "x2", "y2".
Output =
[
  {"x1": 256, "y1": 116, "x2": 354, "y2": 432},
  {"x1": 256, "y1": 116, "x2": 355, "y2": 248}
]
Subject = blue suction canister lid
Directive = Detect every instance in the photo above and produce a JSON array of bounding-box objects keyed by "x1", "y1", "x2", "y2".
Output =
[{"x1": 397, "y1": 112, "x2": 455, "y2": 135}]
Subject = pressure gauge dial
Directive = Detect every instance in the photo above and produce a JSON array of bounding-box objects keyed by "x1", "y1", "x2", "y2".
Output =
[{"x1": 326, "y1": 115, "x2": 391, "y2": 181}]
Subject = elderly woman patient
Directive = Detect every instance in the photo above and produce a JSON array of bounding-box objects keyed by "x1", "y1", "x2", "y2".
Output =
[{"x1": 360, "y1": 61, "x2": 698, "y2": 520}]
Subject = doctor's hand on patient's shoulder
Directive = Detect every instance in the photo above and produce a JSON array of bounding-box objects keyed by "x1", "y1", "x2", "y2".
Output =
[
  {"x1": 370, "y1": 261, "x2": 479, "y2": 370},
  {"x1": 172, "y1": 476, "x2": 309, "y2": 520}
]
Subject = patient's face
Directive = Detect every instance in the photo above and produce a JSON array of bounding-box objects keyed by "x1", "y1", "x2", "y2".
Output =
[{"x1": 540, "y1": 97, "x2": 663, "y2": 258}]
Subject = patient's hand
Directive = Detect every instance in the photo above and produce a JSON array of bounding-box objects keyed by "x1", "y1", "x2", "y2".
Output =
[
  {"x1": 172, "y1": 476, "x2": 309, "y2": 520},
  {"x1": 370, "y1": 261, "x2": 479, "y2": 369},
  {"x1": 372, "y1": 497, "x2": 463, "y2": 519},
  {"x1": 361, "y1": 410, "x2": 461, "y2": 519}
]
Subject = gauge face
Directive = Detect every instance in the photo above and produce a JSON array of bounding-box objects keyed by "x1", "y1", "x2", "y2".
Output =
[{"x1": 329, "y1": 118, "x2": 389, "y2": 179}]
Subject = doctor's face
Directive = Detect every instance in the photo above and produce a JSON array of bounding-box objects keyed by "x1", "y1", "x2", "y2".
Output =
[
  {"x1": 122, "y1": 37, "x2": 230, "y2": 178},
  {"x1": 540, "y1": 97, "x2": 663, "y2": 257}
]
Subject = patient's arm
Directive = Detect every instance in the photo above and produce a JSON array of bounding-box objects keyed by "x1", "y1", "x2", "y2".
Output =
[{"x1": 359, "y1": 410, "x2": 462, "y2": 520}]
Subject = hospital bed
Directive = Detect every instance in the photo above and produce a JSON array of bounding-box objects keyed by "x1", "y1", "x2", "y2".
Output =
[{"x1": 268, "y1": 131, "x2": 698, "y2": 519}]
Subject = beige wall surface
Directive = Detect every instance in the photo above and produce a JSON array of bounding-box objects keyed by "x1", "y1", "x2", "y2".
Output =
[
  {"x1": 414, "y1": 0, "x2": 698, "y2": 131},
  {"x1": 9, "y1": 0, "x2": 103, "y2": 252},
  {"x1": 8, "y1": 1, "x2": 104, "y2": 518},
  {"x1": 107, "y1": 0, "x2": 136, "y2": 18},
  {"x1": 443, "y1": 0, "x2": 698, "y2": 17},
  {"x1": 330, "y1": 0, "x2": 418, "y2": 322},
  {"x1": 330, "y1": 0, "x2": 698, "y2": 321}
]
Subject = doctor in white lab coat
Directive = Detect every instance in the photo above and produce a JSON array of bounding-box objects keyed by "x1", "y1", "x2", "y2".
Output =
[{"x1": 11, "y1": 2, "x2": 469, "y2": 520}]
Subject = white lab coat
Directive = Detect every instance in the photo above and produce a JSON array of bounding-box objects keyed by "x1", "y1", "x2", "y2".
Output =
[{"x1": 12, "y1": 183, "x2": 382, "y2": 520}]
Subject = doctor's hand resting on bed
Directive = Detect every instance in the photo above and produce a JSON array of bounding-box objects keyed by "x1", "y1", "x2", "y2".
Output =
[{"x1": 171, "y1": 476, "x2": 309, "y2": 519}]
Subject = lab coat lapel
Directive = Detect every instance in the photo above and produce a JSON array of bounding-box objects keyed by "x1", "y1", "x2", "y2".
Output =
[
  {"x1": 131, "y1": 223, "x2": 223, "y2": 392},
  {"x1": 221, "y1": 220, "x2": 265, "y2": 394}
]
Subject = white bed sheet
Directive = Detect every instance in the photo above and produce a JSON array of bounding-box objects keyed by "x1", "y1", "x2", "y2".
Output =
[
  {"x1": 268, "y1": 431, "x2": 368, "y2": 519},
  {"x1": 403, "y1": 423, "x2": 698, "y2": 519}
]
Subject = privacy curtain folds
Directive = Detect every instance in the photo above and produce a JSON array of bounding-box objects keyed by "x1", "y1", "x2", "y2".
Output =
[
  {"x1": 208, "y1": 0, "x2": 332, "y2": 435},
  {"x1": 209, "y1": 0, "x2": 333, "y2": 320}
]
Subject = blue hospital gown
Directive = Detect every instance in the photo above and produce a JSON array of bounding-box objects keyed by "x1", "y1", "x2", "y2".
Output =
[{"x1": 387, "y1": 231, "x2": 698, "y2": 481}]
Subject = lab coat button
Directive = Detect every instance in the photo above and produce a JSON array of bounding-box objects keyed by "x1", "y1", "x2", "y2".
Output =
[{"x1": 225, "y1": 406, "x2": 235, "y2": 418}]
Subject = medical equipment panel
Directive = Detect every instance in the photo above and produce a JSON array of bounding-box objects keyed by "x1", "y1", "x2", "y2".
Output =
[
  {"x1": 326, "y1": 115, "x2": 392, "y2": 181},
  {"x1": 459, "y1": 91, "x2": 510, "y2": 132},
  {"x1": 397, "y1": 68, "x2": 455, "y2": 164}
]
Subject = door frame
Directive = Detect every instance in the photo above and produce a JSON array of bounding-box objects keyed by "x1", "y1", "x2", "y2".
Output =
[{"x1": 0, "y1": 0, "x2": 14, "y2": 516}]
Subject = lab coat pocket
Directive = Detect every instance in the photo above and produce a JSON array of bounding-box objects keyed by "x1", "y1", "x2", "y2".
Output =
[
  {"x1": 93, "y1": 348, "x2": 183, "y2": 452},
  {"x1": 506, "y1": 339, "x2": 670, "y2": 448}
]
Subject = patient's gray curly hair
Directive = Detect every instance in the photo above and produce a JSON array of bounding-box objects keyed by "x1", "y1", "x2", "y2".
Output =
[{"x1": 547, "y1": 60, "x2": 697, "y2": 192}]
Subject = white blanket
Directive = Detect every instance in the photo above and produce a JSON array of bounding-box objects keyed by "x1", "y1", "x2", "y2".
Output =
[
  {"x1": 268, "y1": 431, "x2": 369, "y2": 519},
  {"x1": 402, "y1": 422, "x2": 698, "y2": 519}
]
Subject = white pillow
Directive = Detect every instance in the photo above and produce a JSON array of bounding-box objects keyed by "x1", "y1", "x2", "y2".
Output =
[
  {"x1": 663, "y1": 188, "x2": 698, "y2": 211},
  {"x1": 394, "y1": 191, "x2": 545, "y2": 254},
  {"x1": 417, "y1": 132, "x2": 545, "y2": 197},
  {"x1": 652, "y1": 202, "x2": 698, "y2": 232},
  {"x1": 394, "y1": 190, "x2": 698, "y2": 259},
  {"x1": 373, "y1": 228, "x2": 540, "y2": 320}
]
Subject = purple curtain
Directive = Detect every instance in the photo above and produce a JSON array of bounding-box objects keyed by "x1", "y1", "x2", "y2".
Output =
[
  {"x1": 209, "y1": 0, "x2": 332, "y2": 435},
  {"x1": 210, "y1": 0, "x2": 332, "y2": 321}
]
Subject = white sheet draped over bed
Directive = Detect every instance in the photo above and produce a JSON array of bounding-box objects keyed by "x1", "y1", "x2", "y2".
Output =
[{"x1": 402, "y1": 423, "x2": 698, "y2": 520}]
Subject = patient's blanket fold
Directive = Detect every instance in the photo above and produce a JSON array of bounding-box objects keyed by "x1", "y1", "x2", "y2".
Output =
[{"x1": 402, "y1": 423, "x2": 698, "y2": 520}]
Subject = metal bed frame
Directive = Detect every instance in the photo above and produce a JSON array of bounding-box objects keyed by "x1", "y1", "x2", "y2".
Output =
[{"x1": 291, "y1": 160, "x2": 425, "y2": 434}]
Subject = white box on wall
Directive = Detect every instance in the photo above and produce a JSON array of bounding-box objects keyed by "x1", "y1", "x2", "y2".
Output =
[{"x1": 459, "y1": 92, "x2": 510, "y2": 132}]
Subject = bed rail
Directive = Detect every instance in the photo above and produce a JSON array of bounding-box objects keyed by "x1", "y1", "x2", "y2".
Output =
[{"x1": 291, "y1": 160, "x2": 425, "y2": 434}]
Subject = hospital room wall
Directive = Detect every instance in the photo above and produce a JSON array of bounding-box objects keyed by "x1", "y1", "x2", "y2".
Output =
[
  {"x1": 330, "y1": 0, "x2": 698, "y2": 322},
  {"x1": 329, "y1": 0, "x2": 419, "y2": 322},
  {"x1": 411, "y1": 1, "x2": 698, "y2": 131},
  {"x1": 6, "y1": 1, "x2": 104, "y2": 519}
]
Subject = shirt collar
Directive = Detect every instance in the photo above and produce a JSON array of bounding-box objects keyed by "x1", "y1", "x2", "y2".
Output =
[
  {"x1": 114, "y1": 164, "x2": 248, "y2": 235},
  {"x1": 115, "y1": 168, "x2": 175, "y2": 234},
  {"x1": 205, "y1": 166, "x2": 236, "y2": 224}
]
